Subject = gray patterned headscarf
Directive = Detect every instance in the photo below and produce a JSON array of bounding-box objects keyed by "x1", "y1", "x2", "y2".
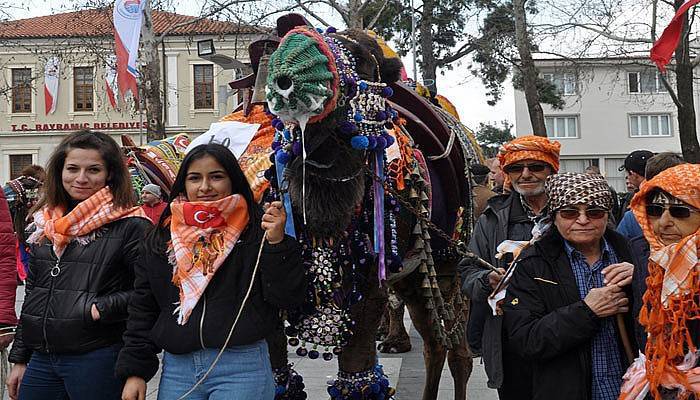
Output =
[{"x1": 544, "y1": 172, "x2": 614, "y2": 212}]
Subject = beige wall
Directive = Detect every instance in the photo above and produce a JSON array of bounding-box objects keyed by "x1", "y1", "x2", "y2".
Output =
[{"x1": 0, "y1": 33, "x2": 252, "y2": 182}]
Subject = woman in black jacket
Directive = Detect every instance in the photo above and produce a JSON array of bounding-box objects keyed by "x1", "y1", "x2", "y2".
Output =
[
  {"x1": 117, "y1": 143, "x2": 305, "y2": 400},
  {"x1": 501, "y1": 172, "x2": 638, "y2": 400},
  {"x1": 6, "y1": 130, "x2": 150, "y2": 400}
]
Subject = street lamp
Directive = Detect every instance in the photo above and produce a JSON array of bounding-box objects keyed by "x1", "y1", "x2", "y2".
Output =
[
  {"x1": 196, "y1": 39, "x2": 249, "y2": 71},
  {"x1": 197, "y1": 39, "x2": 216, "y2": 57}
]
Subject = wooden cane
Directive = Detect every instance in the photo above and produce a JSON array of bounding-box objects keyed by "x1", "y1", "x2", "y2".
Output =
[{"x1": 616, "y1": 313, "x2": 635, "y2": 364}]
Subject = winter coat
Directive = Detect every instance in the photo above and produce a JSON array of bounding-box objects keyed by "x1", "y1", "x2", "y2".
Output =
[
  {"x1": 502, "y1": 228, "x2": 638, "y2": 400},
  {"x1": 459, "y1": 192, "x2": 534, "y2": 397},
  {"x1": 9, "y1": 217, "x2": 149, "y2": 363},
  {"x1": 140, "y1": 201, "x2": 167, "y2": 224},
  {"x1": 0, "y1": 190, "x2": 17, "y2": 327},
  {"x1": 114, "y1": 224, "x2": 306, "y2": 382}
]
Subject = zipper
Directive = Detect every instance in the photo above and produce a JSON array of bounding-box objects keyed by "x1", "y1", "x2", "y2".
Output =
[
  {"x1": 199, "y1": 294, "x2": 206, "y2": 349},
  {"x1": 42, "y1": 255, "x2": 61, "y2": 352}
]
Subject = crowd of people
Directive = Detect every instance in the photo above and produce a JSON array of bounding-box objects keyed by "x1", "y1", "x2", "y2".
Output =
[
  {"x1": 1, "y1": 128, "x2": 699, "y2": 400},
  {"x1": 462, "y1": 136, "x2": 700, "y2": 400}
]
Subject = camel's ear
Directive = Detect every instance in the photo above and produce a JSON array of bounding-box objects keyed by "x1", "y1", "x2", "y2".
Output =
[
  {"x1": 343, "y1": 30, "x2": 403, "y2": 84},
  {"x1": 377, "y1": 56, "x2": 403, "y2": 85}
]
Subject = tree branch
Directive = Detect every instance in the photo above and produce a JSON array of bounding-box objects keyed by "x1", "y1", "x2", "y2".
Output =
[
  {"x1": 366, "y1": 0, "x2": 390, "y2": 30},
  {"x1": 536, "y1": 23, "x2": 653, "y2": 44},
  {"x1": 155, "y1": 0, "x2": 255, "y2": 43},
  {"x1": 437, "y1": 41, "x2": 477, "y2": 66},
  {"x1": 659, "y1": 72, "x2": 683, "y2": 108},
  {"x1": 294, "y1": 0, "x2": 332, "y2": 26}
]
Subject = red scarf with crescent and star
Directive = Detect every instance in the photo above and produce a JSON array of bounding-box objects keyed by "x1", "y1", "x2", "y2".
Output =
[{"x1": 169, "y1": 194, "x2": 249, "y2": 325}]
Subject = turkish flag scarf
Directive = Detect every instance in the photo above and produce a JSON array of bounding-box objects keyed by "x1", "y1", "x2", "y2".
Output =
[{"x1": 169, "y1": 194, "x2": 249, "y2": 325}]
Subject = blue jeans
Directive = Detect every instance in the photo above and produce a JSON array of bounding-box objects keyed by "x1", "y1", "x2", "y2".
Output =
[
  {"x1": 157, "y1": 340, "x2": 274, "y2": 400},
  {"x1": 19, "y1": 344, "x2": 122, "y2": 400}
]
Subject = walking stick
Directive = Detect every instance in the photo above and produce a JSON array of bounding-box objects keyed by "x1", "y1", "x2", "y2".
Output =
[{"x1": 616, "y1": 314, "x2": 635, "y2": 363}]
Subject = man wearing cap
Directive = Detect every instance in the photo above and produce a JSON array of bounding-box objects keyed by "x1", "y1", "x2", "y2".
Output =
[
  {"x1": 140, "y1": 184, "x2": 167, "y2": 224},
  {"x1": 616, "y1": 150, "x2": 653, "y2": 239},
  {"x1": 460, "y1": 135, "x2": 560, "y2": 399},
  {"x1": 471, "y1": 163, "x2": 496, "y2": 217}
]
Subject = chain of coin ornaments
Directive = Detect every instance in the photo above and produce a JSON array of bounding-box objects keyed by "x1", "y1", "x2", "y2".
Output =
[{"x1": 265, "y1": 26, "x2": 402, "y2": 400}]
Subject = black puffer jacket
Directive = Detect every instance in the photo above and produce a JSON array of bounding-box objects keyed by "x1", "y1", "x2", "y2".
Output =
[
  {"x1": 9, "y1": 217, "x2": 149, "y2": 364},
  {"x1": 115, "y1": 224, "x2": 305, "y2": 382},
  {"x1": 502, "y1": 229, "x2": 638, "y2": 400}
]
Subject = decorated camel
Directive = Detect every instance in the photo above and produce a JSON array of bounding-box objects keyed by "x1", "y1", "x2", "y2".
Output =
[{"x1": 211, "y1": 14, "x2": 489, "y2": 400}]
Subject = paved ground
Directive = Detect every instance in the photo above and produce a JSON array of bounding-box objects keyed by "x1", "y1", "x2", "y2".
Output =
[{"x1": 9, "y1": 286, "x2": 498, "y2": 400}]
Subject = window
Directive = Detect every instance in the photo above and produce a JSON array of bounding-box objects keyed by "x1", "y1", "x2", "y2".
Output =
[
  {"x1": 12, "y1": 68, "x2": 32, "y2": 113},
  {"x1": 542, "y1": 72, "x2": 577, "y2": 95},
  {"x1": 559, "y1": 159, "x2": 598, "y2": 174},
  {"x1": 545, "y1": 116, "x2": 579, "y2": 138},
  {"x1": 193, "y1": 64, "x2": 214, "y2": 109},
  {"x1": 628, "y1": 70, "x2": 667, "y2": 93},
  {"x1": 9, "y1": 154, "x2": 33, "y2": 179},
  {"x1": 629, "y1": 114, "x2": 672, "y2": 137},
  {"x1": 605, "y1": 158, "x2": 627, "y2": 193},
  {"x1": 73, "y1": 67, "x2": 94, "y2": 111}
]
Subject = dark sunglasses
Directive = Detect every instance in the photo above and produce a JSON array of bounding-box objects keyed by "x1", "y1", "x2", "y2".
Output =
[
  {"x1": 503, "y1": 163, "x2": 548, "y2": 174},
  {"x1": 646, "y1": 204, "x2": 699, "y2": 219},
  {"x1": 558, "y1": 208, "x2": 608, "y2": 220}
]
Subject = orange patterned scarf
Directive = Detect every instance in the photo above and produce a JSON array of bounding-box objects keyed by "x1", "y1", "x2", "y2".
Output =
[
  {"x1": 169, "y1": 195, "x2": 249, "y2": 325},
  {"x1": 620, "y1": 163, "x2": 700, "y2": 400},
  {"x1": 28, "y1": 186, "x2": 146, "y2": 258},
  {"x1": 497, "y1": 135, "x2": 561, "y2": 188}
]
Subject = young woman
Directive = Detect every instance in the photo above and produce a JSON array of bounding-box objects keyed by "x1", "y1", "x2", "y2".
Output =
[
  {"x1": 117, "y1": 143, "x2": 306, "y2": 400},
  {"x1": 6, "y1": 130, "x2": 150, "y2": 400},
  {"x1": 620, "y1": 163, "x2": 700, "y2": 400}
]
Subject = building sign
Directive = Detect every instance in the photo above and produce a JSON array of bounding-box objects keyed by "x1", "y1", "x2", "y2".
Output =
[{"x1": 11, "y1": 121, "x2": 148, "y2": 132}]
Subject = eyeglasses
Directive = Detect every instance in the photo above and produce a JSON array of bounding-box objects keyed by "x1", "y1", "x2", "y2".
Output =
[
  {"x1": 558, "y1": 208, "x2": 608, "y2": 220},
  {"x1": 503, "y1": 163, "x2": 548, "y2": 174},
  {"x1": 646, "y1": 204, "x2": 699, "y2": 219}
]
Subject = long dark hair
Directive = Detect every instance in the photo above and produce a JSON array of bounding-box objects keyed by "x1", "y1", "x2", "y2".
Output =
[
  {"x1": 145, "y1": 143, "x2": 262, "y2": 254},
  {"x1": 32, "y1": 130, "x2": 134, "y2": 212}
]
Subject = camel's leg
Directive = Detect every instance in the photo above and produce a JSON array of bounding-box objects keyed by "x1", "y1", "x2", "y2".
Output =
[
  {"x1": 377, "y1": 303, "x2": 390, "y2": 342},
  {"x1": 338, "y1": 291, "x2": 388, "y2": 373},
  {"x1": 378, "y1": 292, "x2": 412, "y2": 354},
  {"x1": 443, "y1": 276, "x2": 473, "y2": 400},
  {"x1": 393, "y1": 275, "x2": 447, "y2": 400}
]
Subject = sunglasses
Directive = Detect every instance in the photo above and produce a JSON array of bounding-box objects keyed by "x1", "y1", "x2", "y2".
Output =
[
  {"x1": 503, "y1": 163, "x2": 548, "y2": 174},
  {"x1": 558, "y1": 208, "x2": 608, "y2": 220},
  {"x1": 646, "y1": 204, "x2": 699, "y2": 219}
]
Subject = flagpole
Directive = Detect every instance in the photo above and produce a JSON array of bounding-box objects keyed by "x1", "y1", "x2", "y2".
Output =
[{"x1": 139, "y1": 85, "x2": 144, "y2": 145}]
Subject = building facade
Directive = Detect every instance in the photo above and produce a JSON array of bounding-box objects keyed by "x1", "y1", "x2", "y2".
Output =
[
  {"x1": 0, "y1": 8, "x2": 257, "y2": 183},
  {"x1": 513, "y1": 58, "x2": 688, "y2": 191}
]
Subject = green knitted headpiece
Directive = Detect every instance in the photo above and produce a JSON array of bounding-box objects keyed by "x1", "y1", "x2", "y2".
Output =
[{"x1": 266, "y1": 27, "x2": 339, "y2": 123}]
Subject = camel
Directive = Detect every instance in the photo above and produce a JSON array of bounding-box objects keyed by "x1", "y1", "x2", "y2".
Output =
[{"x1": 247, "y1": 15, "x2": 484, "y2": 400}]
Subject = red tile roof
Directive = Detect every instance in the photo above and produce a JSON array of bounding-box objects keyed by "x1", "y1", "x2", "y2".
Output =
[{"x1": 0, "y1": 8, "x2": 257, "y2": 39}]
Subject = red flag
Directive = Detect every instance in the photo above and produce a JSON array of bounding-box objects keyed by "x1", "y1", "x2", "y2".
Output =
[{"x1": 650, "y1": 0, "x2": 700, "y2": 72}]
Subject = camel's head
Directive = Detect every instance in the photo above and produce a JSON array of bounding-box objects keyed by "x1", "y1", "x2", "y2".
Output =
[{"x1": 266, "y1": 26, "x2": 404, "y2": 150}]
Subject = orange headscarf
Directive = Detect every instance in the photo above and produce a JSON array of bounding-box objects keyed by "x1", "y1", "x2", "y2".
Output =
[
  {"x1": 620, "y1": 163, "x2": 700, "y2": 400},
  {"x1": 497, "y1": 135, "x2": 561, "y2": 187}
]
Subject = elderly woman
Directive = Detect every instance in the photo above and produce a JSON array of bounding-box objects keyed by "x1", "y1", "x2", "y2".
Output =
[
  {"x1": 502, "y1": 172, "x2": 637, "y2": 400},
  {"x1": 620, "y1": 163, "x2": 700, "y2": 400}
]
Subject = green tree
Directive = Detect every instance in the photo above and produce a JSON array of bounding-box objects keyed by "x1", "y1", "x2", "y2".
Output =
[{"x1": 475, "y1": 120, "x2": 514, "y2": 158}]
